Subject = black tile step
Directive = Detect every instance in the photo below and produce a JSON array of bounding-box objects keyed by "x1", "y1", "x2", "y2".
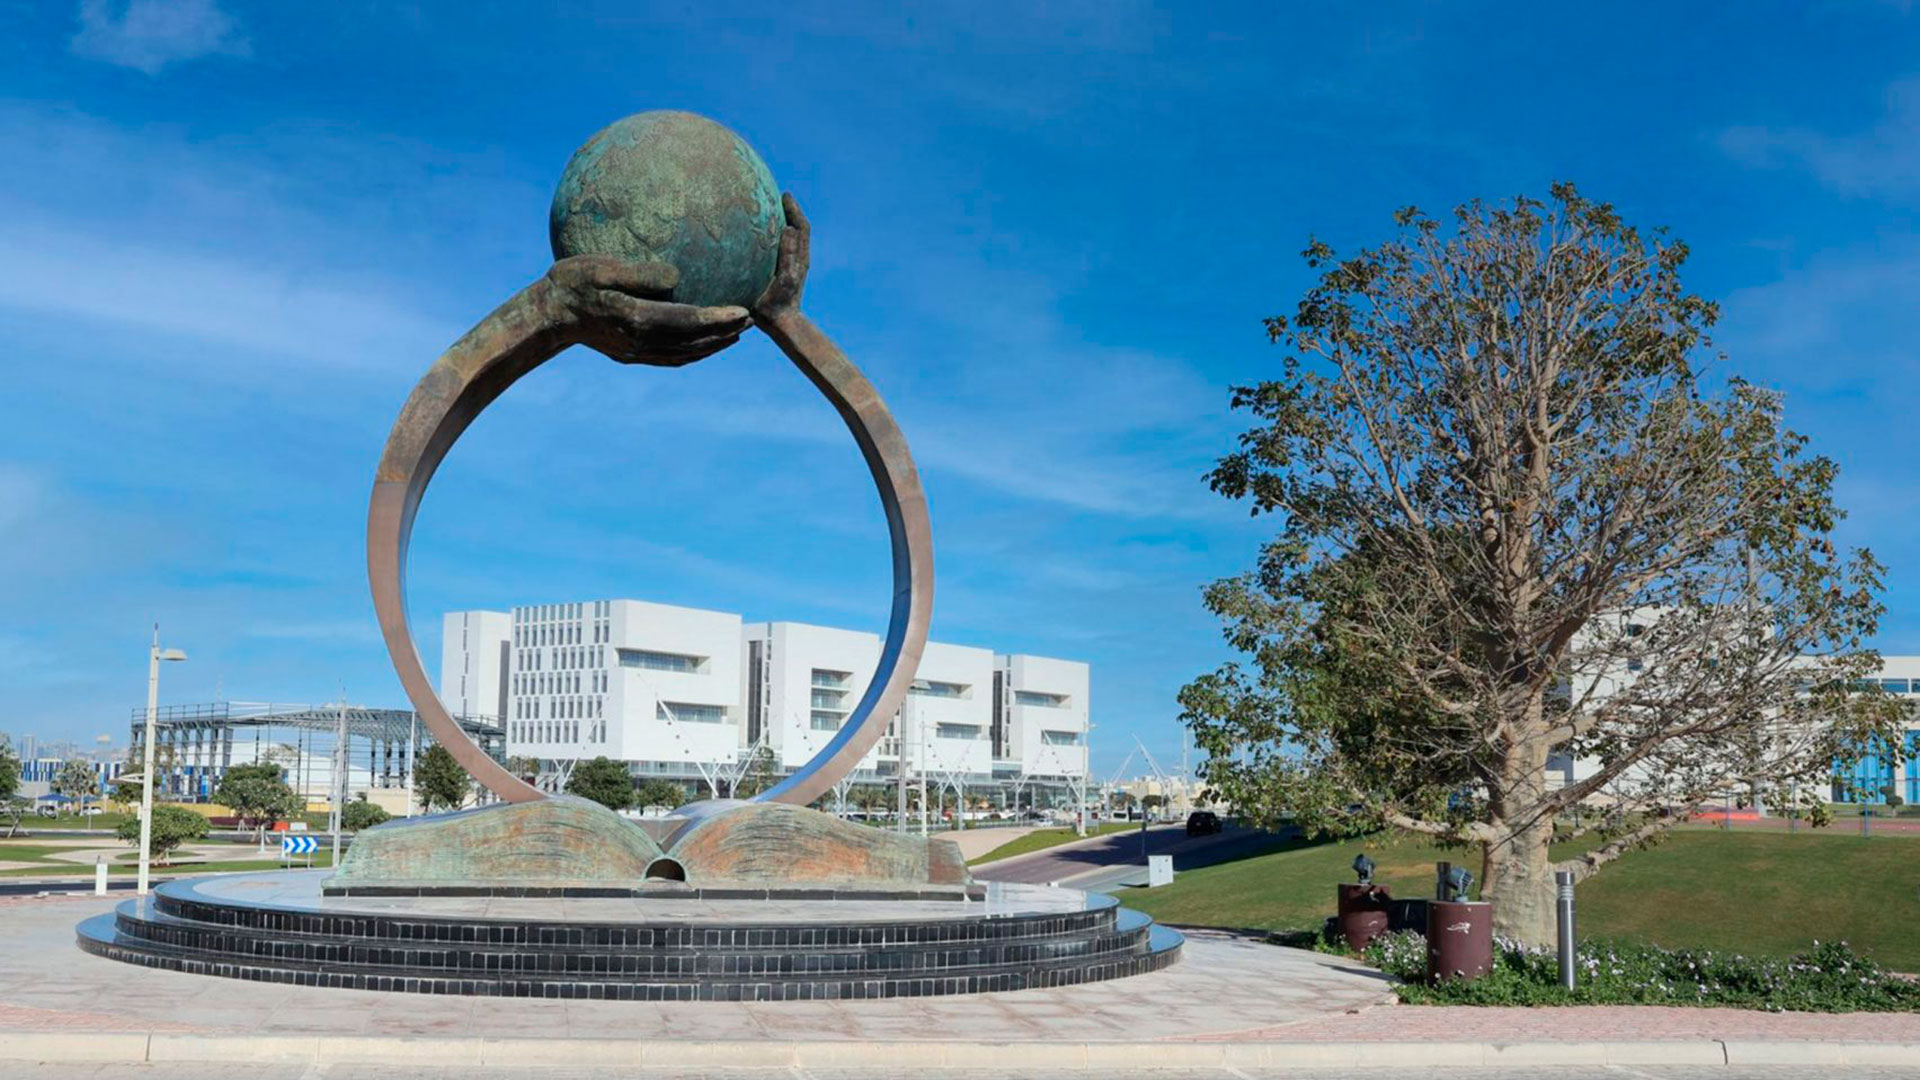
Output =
[
  {"x1": 114, "y1": 904, "x2": 1151, "y2": 978},
  {"x1": 78, "y1": 912, "x2": 1182, "y2": 1001},
  {"x1": 150, "y1": 889, "x2": 1118, "y2": 951}
]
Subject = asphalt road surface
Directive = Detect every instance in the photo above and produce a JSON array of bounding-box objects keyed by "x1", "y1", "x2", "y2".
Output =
[{"x1": 969, "y1": 822, "x2": 1293, "y2": 890}]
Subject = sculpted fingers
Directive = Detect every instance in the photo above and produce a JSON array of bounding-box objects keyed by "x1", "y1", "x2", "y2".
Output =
[{"x1": 548, "y1": 255, "x2": 680, "y2": 300}]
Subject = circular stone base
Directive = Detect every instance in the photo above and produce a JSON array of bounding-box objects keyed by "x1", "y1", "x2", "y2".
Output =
[{"x1": 77, "y1": 870, "x2": 1181, "y2": 1000}]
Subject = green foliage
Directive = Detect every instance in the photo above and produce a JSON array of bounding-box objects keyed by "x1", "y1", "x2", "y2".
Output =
[
  {"x1": 341, "y1": 798, "x2": 391, "y2": 831},
  {"x1": 0, "y1": 736, "x2": 19, "y2": 805},
  {"x1": 732, "y1": 745, "x2": 777, "y2": 798},
  {"x1": 214, "y1": 763, "x2": 302, "y2": 835},
  {"x1": 1350, "y1": 930, "x2": 1920, "y2": 1012},
  {"x1": 52, "y1": 759, "x2": 97, "y2": 807},
  {"x1": 1183, "y1": 183, "x2": 1899, "y2": 941},
  {"x1": 633, "y1": 777, "x2": 689, "y2": 811},
  {"x1": 565, "y1": 756, "x2": 635, "y2": 810},
  {"x1": 108, "y1": 777, "x2": 140, "y2": 810},
  {"x1": 413, "y1": 745, "x2": 471, "y2": 812},
  {"x1": 115, "y1": 804, "x2": 209, "y2": 864},
  {"x1": 0, "y1": 738, "x2": 22, "y2": 839}
]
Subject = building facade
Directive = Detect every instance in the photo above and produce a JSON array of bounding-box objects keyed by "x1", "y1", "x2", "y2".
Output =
[
  {"x1": 1548, "y1": 640, "x2": 1920, "y2": 807},
  {"x1": 446, "y1": 599, "x2": 1091, "y2": 797}
]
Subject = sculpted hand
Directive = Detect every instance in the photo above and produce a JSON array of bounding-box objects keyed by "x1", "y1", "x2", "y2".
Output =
[
  {"x1": 752, "y1": 193, "x2": 810, "y2": 323},
  {"x1": 546, "y1": 256, "x2": 750, "y2": 366}
]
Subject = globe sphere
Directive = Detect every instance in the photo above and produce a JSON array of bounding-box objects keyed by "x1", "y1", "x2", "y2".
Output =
[{"x1": 549, "y1": 111, "x2": 782, "y2": 310}]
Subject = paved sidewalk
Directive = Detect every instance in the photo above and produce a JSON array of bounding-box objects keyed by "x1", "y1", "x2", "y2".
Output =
[{"x1": 6, "y1": 893, "x2": 1920, "y2": 1070}]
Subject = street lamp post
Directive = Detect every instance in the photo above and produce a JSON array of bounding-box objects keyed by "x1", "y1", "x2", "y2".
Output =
[{"x1": 137, "y1": 625, "x2": 187, "y2": 896}]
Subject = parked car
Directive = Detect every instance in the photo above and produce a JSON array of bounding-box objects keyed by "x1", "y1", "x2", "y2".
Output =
[{"x1": 1185, "y1": 810, "x2": 1222, "y2": 836}]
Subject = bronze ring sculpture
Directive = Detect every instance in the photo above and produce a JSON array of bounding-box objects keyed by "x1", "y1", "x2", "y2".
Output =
[{"x1": 367, "y1": 194, "x2": 934, "y2": 809}]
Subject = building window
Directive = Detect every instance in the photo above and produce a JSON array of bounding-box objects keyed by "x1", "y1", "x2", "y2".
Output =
[
  {"x1": 910, "y1": 680, "x2": 969, "y2": 699},
  {"x1": 810, "y1": 711, "x2": 842, "y2": 731},
  {"x1": 811, "y1": 669, "x2": 851, "y2": 688},
  {"x1": 1040, "y1": 730, "x2": 1082, "y2": 746},
  {"x1": 810, "y1": 689, "x2": 849, "y2": 710},
  {"x1": 617, "y1": 649, "x2": 705, "y2": 673},
  {"x1": 935, "y1": 723, "x2": 982, "y2": 740},
  {"x1": 658, "y1": 702, "x2": 726, "y2": 724},
  {"x1": 1015, "y1": 690, "x2": 1068, "y2": 708}
]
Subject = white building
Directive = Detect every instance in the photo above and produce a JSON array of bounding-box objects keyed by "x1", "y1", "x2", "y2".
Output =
[
  {"x1": 440, "y1": 610, "x2": 511, "y2": 725},
  {"x1": 445, "y1": 599, "x2": 1091, "y2": 796},
  {"x1": 744, "y1": 621, "x2": 880, "y2": 773},
  {"x1": 501, "y1": 600, "x2": 743, "y2": 774},
  {"x1": 996, "y1": 653, "x2": 1091, "y2": 778},
  {"x1": 1548, "y1": 622, "x2": 1920, "y2": 808}
]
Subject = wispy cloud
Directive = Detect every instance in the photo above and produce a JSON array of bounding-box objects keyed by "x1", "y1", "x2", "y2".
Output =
[
  {"x1": 1719, "y1": 75, "x2": 1920, "y2": 199},
  {"x1": 0, "y1": 222, "x2": 454, "y2": 376},
  {"x1": 70, "y1": 0, "x2": 249, "y2": 74}
]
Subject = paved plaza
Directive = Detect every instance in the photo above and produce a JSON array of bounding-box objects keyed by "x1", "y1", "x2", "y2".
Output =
[
  {"x1": 8, "y1": 1066, "x2": 1920, "y2": 1080},
  {"x1": 6, "y1": 892, "x2": 1920, "y2": 1071}
]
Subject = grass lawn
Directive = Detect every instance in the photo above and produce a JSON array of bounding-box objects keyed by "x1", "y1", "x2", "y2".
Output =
[
  {"x1": 6, "y1": 811, "x2": 136, "y2": 831},
  {"x1": 968, "y1": 822, "x2": 1142, "y2": 865},
  {"x1": 0, "y1": 836, "x2": 335, "y2": 877},
  {"x1": 1124, "y1": 827, "x2": 1920, "y2": 972}
]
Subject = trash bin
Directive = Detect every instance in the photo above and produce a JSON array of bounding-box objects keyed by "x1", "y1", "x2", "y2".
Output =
[
  {"x1": 1426, "y1": 900, "x2": 1493, "y2": 983},
  {"x1": 1336, "y1": 883, "x2": 1392, "y2": 950}
]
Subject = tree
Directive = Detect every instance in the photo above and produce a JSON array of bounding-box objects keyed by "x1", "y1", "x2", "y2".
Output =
[
  {"x1": 111, "y1": 744, "x2": 175, "y2": 811},
  {"x1": 565, "y1": 756, "x2": 635, "y2": 810},
  {"x1": 731, "y1": 744, "x2": 777, "y2": 798},
  {"x1": 1183, "y1": 184, "x2": 1902, "y2": 944},
  {"x1": 0, "y1": 736, "x2": 24, "y2": 839},
  {"x1": 53, "y1": 758, "x2": 97, "y2": 814},
  {"x1": 634, "y1": 778, "x2": 689, "y2": 811},
  {"x1": 413, "y1": 745, "x2": 471, "y2": 812},
  {"x1": 342, "y1": 797, "x2": 391, "y2": 831},
  {"x1": 505, "y1": 756, "x2": 541, "y2": 783},
  {"x1": 116, "y1": 804, "x2": 209, "y2": 865},
  {"x1": 214, "y1": 763, "x2": 303, "y2": 840},
  {"x1": 109, "y1": 775, "x2": 142, "y2": 812}
]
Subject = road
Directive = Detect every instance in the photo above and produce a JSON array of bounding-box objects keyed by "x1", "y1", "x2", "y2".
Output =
[
  {"x1": 0, "y1": 876, "x2": 176, "y2": 897},
  {"x1": 970, "y1": 822, "x2": 1292, "y2": 890}
]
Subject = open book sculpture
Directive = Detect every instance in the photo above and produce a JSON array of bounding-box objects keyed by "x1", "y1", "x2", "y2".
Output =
[{"x1": 327, "y1": 796, "x2": 973, "y2": 898}]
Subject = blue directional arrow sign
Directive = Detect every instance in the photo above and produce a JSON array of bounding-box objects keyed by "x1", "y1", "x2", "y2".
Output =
[{"x1": 280, "y1": 835, "x2": 317, "y2": 856}]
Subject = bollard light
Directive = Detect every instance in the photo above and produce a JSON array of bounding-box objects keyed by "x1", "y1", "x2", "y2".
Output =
[{"x1": 1556, "y1": 869, "x2": 1576, "y2": 990}]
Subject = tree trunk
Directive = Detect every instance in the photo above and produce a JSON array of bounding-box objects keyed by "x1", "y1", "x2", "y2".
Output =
[{"x1": 1483, "y1": 738, "x2": 1558, "y2": 945}]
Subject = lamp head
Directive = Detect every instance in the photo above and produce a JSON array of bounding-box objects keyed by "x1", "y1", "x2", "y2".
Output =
[
  {"x1": 1352, "y1": 853, "x2": 1375, "y2": 885},
  {"x1": 1444, "y1": 866, "x2": 1474, "y2": 902},
  {"x1": 159, "y1": 649, "x2": 187, "y2": 662}
]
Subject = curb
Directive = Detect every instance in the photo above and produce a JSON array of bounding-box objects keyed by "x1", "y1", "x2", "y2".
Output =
[{"x1": 6, "y1": 1033, "x2": 1920, "y2": 1068}]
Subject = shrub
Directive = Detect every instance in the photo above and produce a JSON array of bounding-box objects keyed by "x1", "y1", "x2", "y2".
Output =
[
  {"x1": 115, "y1": 805, "x2": 210, "y2": 864},
  {"x1": 342, "y1": 799, "x2": 391, "y2": 831},
  {"x1": 1334, "y1": 930, "x2": 1920, "y2": 1012},
  {"x1": 566, "y1": 757, "x2": 636, "y2": 810}
]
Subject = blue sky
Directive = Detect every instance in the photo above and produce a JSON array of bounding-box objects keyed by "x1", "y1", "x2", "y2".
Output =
[{"x1": 3, "y1": 1, "x2": 1918, "y2": 776}]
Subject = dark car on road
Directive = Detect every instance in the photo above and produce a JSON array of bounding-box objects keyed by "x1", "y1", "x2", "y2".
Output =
[{"x1": 1185, "y1": 810, "x2": 1222, "y2": 836}]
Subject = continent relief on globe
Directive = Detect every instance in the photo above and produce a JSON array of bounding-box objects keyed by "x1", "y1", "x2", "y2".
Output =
[{"x1": 550, "y1": 110, "x2": 784, "y2": 310}]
